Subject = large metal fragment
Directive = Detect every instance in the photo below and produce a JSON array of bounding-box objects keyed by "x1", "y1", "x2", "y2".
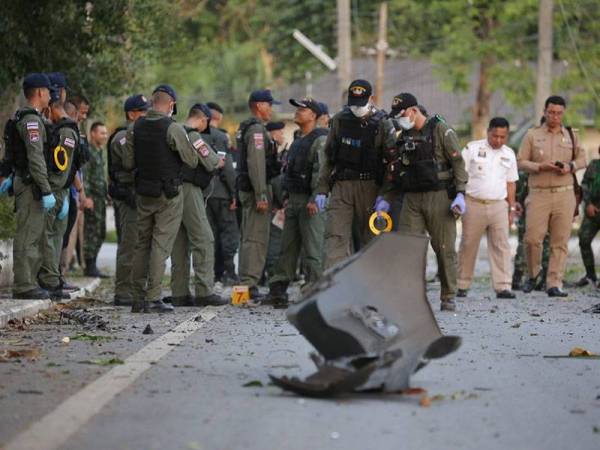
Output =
[{"x1": 270, "y1": 232, "x2": 461, "y2": 396}]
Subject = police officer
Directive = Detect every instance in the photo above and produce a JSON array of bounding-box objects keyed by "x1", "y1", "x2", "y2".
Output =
[
  {"x1": 124, "y1": 84, "x2": 200, "y2": 313},
  {"x1": 108, "y1": 94, "x2": 149, "y2": 305},
  {"x1": 169, "y1": 103, "x2": 226, "y2": 306},
  {"x1": 577, "y1": 145, "x2": 600, "y2": 287},
  {"x1": 316, "y1": 102, "x2": 330, "y2": 129},
  {"x1": 236, "y1": 89, "x2": 281, "y2": 299},
  {"x1": 1, "y1": 74, "x2": 55, "y2": 299},
  {"x1": 315, "y1": 79, "x2": 395, "y2": 268},
  {"x1": 202, "y1": 107, "x2": 240, "y2": 285},
  {"x1": 380, "y1": 93, "x2": 468, "y2": 312},
  {"x1": 265, "y1": 97, "x2": 328, "y2": 305},
  {"x1": 37, "y1": 87, "x2": 80, "y2": 300}
]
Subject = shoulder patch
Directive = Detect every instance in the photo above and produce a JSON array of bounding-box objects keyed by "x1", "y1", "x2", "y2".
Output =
[
  {"x1": 28, "y1": 130, "x2": 40, "y2": 143},
  {"x1": 119, "y1": 136, "x2": 127, "y2": 146},
  {"x1": 26, "y1": 121, "x2": 39, "y2": 130},
  {"x1": 193, "y1": 138, "x2": 210, "y2": 157},
  {"x1": 63, "y1": 137, "x2": 76, "y2": 148},
  {"x1": 253, "y1": 133, "x2": 265, "y2": 150}
]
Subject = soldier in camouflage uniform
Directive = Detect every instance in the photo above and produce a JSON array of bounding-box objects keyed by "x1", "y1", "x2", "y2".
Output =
[
  {"x1": 83, "y1": 122, "x2": 109, "y2": 278},
  {"x1": 576, "y1": 148, "x2": 600, "y2": 287},
  {"x1": 512, "y1": 171, "x2": 550, "y2": 290}
]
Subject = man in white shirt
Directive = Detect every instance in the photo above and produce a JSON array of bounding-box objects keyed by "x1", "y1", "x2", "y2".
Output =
[{"x1": 457, "y1": 117, "x2": 519, "y2": 299}]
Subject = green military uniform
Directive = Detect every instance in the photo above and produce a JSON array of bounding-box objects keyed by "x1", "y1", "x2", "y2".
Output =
[
  {"x1": 512, "y1": 171, "x2": 550, "y2": 289},
  {"x1": 12, "y1": 109, "x2": 52, "y2": 295},
  {"x1": 170, "y1": 127, "x2": 219, "y2": 300},
  {"x1": 109, "y1": 123, "x2": 137, "y2": 301},
  {"x1": 578, "y1": 159, "x2": 600, "y2": 281},
  {"x1": 124, "y1": 109, "x2": 199, "y2": 305},
  {"x1": 383, "y1": 117, "x2": 468, "y2": 301},
  {"x1": 264, "y1": 170, "x2": 285, "y2": 280},
  {"x1": 38, "y1": 119, "x2": 79, "y2": 291},
  {"x1": 270, "y1": 130, "x2": 327, "y2": 290},
  {"x1": 317, "y1": 107, "x2": 395, "y2": 268},
  {"x1": 237, "y1": 118, "x2": 274, "y2": 289},
  {"x1": 83, "y1": 143, "x2": 107, "y2": 267},
  {"x1": 202, "y1": 126, "x2": 239, "y2": 282}
]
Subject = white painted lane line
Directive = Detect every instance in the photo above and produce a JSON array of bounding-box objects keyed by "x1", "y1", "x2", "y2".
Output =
[{"x1": 5, "y1": 309, "x2": 218, "y2": 450}]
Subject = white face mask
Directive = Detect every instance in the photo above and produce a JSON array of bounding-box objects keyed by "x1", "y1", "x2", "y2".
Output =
[
  {"x1": 350, "y1": 104, "x2": 370, "y2": 118},
  {"x1": 397, "y1": 115, "x2": 415, "y2": 130}
]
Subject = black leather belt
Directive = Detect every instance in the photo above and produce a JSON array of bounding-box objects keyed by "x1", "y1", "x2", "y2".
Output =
[{"x1": 334, "y1": 169, "x2": 375, "y2": 181}]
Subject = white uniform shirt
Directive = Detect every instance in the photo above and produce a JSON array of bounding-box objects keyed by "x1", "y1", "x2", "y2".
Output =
[{"x1": 462, "y1": 139, "x2": 519, "y2": 201}]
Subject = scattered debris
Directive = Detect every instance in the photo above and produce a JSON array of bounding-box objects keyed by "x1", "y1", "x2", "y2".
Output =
[
  {"x1": 544, "y1": 347, "x2": 600, "y2": 360},
  {"x1": 205, "y1": 338, "x2": 214, "y2": 343},
  {"x1": 242, "y1": 380, "x2": 263, "y2": 388},
  {"x1": 583, "y1": 303, "x2": 600, "y2": 314},
  {"x1": 61, "y1": 336, "x2": 71, "y2": 344},
  {"x1": 60, "y1": 308, "x2": 109, "y2": 330},
  {"x1": 0, "y1": 348, "x2": 40, "y2": 362},
  {"x1": 142, "y1": 324, "x2": 154, "y2": 335},
  {"x1": 401, "y1": 387, "x2": 427, "y2": 395},
  {"x1": 79, "y1": 358, "x2": 124, "y2": 366},
  {"x1": 17, "y1": 389, "x2": 44, "y2": 395},
  {"x1": 511, "y1": 323, "x2": 521, "y2": 328},
  {"x1": 419, "y1": 396, "x2": 432, "y2": 407},
  {"x1": 70, "y1": 333, "x2": 113, "y2": 341}
]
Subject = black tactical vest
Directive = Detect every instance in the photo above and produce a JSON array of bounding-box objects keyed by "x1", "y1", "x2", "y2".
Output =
[
  {"x1": 133, "y1": 116, "x2": 182, "y2": 198},
  {"x1": 284, "y1": 127, "x2": 329, "y2": 194},
  {"x1": 48, "y1": 118, "x2": 80, "y2": 188},
  {"x1": 387, "y1": 116, "x2": 446, "y2": 192},
  {"x1": 332, "y1": 108, "x2": 386, "y2": 179},
  {"x1": 235, "y1": 118, "x2": 279, "y2": 192},
  {"x1": 180, "y1": 126, "x2": 214, "y2": 189}
]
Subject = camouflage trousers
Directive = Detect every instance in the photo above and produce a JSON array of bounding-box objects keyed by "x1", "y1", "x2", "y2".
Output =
[
  {"x1": 513, "y1": 212, "x2": 550, "y2": 275},
  {"x1": 83, "y1": 194, "x2": 106, "y2": 262},
  {"x1": 578, "y1": 211, "x2": 600, "y2": 277}
]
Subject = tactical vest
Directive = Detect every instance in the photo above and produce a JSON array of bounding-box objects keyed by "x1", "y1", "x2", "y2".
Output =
[
  {"x1": 180, "y1": 126, "x2": 214, "y2": 189},
  {"x1": 106, "y1": 126, "x2": 135, "y2": 204},
  {"x1": 1, "y1": 108, "x2": 40, "y2": 175},
  {"x1": 387, "y1": 116, "x2": 447, "y2": 193},
  {"x1": 133, "y1": 116, "x2": 182, "y2": 198},
  {"x1": 48, "y1": 118, "x2": 80, "y2": 188},
  {"x1": 332, "y1": 108, "x2": 386, "y2": 182},
  {"x1": 236, "y1": 118, "x2": 279, "y2": 192},
  {"x1": 284, "y1": 128, "x2": 329, "y2": 194}
]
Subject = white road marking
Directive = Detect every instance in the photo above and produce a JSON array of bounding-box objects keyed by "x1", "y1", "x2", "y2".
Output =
[{"x1": 4, "y1": 309, "x2": 218, "y2": 450}]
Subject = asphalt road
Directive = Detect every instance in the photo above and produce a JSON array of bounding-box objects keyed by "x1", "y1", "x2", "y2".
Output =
[{"x1": 1, "y1": 241, "x2": 600, "y2": 450}]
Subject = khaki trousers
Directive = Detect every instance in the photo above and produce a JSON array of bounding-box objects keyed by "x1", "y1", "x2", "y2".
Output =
[
  {"x1": 457, "y1": 198, "x2": 511, "y2": 292},
  {"x1": 524, "y1": 189, "x2": 575, "y2": 289}
]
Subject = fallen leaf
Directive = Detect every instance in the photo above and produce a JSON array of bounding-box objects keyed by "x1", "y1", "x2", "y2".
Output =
[
  {"x1": 569, "y1": 347, "x2": 596, "y2": 357},
  {"x1": 242, "y1": 380, "x2": 263, "y2": 387}
]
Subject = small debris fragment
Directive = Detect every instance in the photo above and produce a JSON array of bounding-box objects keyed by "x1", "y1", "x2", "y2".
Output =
[
  {"x1": 142, "y1": 324, "x2": 154, "y2": 335},
  {"x1": 70, "y1": 334, "x2": 112, "y2": 341},
  {"x1": 593, "y1": 426, "x2": 600, "y2": 434},
  {"x1": 243, "y1": 380, "x2": 263, "y2": 388},
  {"x1": 0, "y1": 348, "x2": 41, "y2": 361},
  {"x1": 511, "y1": 323, "x2": 521, "y2": 328},
  {"x1": 17, "y1": 389, "x2": 44, "y2": 395},
  {"x1": 401, "y1": 387, "x2": 427, "y2": 395},
  {"x1": 569, "y1": 347, "x2": 596, "y2": 357},
  {"x1": 330, "y1": 432, "x2": 340, "y2": 440},
  {"x1": 205, "y1": 338, "x2": 214, "y2": 343},
  {"x1": 79, "y1": 358, "x2": 125, "y2": 366},
  {"x1": 61, "y1": 337, "x2": 71, "y2": 344},
  {"x1": 419, "y1": 396, "x2": 431, "y2": 407}
]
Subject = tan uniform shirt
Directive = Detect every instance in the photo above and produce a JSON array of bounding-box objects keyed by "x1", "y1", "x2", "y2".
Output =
[{"x1": 517, "y1": 124, "x2": 586, "y2": 188}]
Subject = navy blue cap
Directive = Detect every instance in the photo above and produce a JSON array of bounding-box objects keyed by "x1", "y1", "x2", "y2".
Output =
[
  {"x1": 266, "y1": 121, "x2": 285, "y2": 132},
  {"x1": 23, "y1": 73, "x2": 51, "y2": 91},
  {"x1": 49, "y1": 86, "x2": 61, "y2": 105},
  {"x1": 191, "y1": 103, "x2": 212, "y2": 121},
  {"x1": 317, "y1": 102, "x2": 329, "y2": 116},
  {"x1": 249, "y1": 89, "x2": 281, "y2": 105},
  {"x1": 47, "y1": 72, "x2": 67, "y2": 89},
  {"x1": 124, "y1": 94, "x2": 150, "y2": 112},
  {"x1": 347, "y1": 79, "x2": 372, "y2": 106},
  {"x1": 153, "y1": 84, "x2": 177, "y2": 114}
]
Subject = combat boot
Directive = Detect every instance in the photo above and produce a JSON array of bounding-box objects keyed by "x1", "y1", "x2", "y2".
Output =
[
  {"x1": 511, "y1": 270, "x2": 523, "y2": 291},
  {"x1": 575, "y1": 274, "x2": 597, "y2": 287},
  {"x1": 162, "y1": 295, "x2": 193, "y2": 306},
  {"x1": 84, "y1": 258, "x2": 110, "y2": 279},
  {"x1": 440, "y1": 298, "x2": 456, "y2": 312},
  {"x1": 13, "y1": 288, "x2": 51, "y2": 300},
  {"x1": 262, "y1": 281, "x2": 289, "y2": 307},
  {"x1": 522, "y1": 271, "x2": 542, "y2": 294},
  {"x1": 194, "y1": 294, "x2": 228, "y2": 306},
  {"x1": 249, "y1": 285, "x2": 266, "y2": 301}
]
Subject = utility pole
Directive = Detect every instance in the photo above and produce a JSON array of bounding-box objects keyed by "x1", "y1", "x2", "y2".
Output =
[
  {"x1": 375, "y1": 2, "x2": 388, "y2": 107},
  {"x1": 535, "y1": 0, "x2": 553, "y2": 120},
  {"x1": 337, "y1": 0, "x2": 352, "y2": 100}
]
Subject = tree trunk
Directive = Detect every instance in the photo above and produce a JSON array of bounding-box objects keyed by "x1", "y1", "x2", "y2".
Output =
[{"x1": 471, "y1": 56, "x2": 493, "y2": 140}]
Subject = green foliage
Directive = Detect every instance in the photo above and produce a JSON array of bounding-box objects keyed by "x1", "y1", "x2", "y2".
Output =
[{"x1": 0, "y1": 197, "x2": 16, "y2": 240}]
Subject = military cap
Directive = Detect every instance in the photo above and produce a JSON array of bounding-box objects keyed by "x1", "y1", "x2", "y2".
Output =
[
  {"x1": 317, "y1": 102, "x2": 329, "y2": 116},
  {"x1": 266, "y1": 122, "x2": 285, "y2": 132},
  {"x1": 153, "y1": 84, "x2": 177, "y2": 114},
  {"x1": 22, "y1": 73, "x2": 51, "y2": 91},
  {"x1": 391, "y1": 93, "x2": 418, "y2": 115},
  {"x1": 47, "y1": 72, "x2": 67, "y2": 89},
  {"x1": 49, "y1": 86, "x2": 61, "y2": 105},
  {"x1": 347, "y1": 79, "x2": 372, "y2": 106},
  {"x1": 191, "y1": 103, "x2": 212, "y2": 120},
  {"x1": 206, "y1": 101, "x2": 223, "y2": 114},
  {"x1": 124, "y1": 94, "x2": 150, "y2": 112},
  {"x1": 249, "y1": 89, "x2": 281, "y2": 105},
  {"x1": 289, "y1": 97, "x2": 322, "y2": 117}
]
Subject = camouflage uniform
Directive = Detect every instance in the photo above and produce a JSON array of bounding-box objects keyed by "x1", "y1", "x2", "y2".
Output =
[
  {"x1": 578, "y1": 159, "x2": 600, "y2": 280},
  {"x1": 512, "y1": 171, "x2": 550, "y2": 288},
  {"x1": 83, "y1": 144, "x2": 106, "y2": 265}
]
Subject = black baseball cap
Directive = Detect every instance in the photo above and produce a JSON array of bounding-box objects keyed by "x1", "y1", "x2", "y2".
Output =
[
  {"x1": 317, "y1": 102, "x2": 329, "y2": 116},
  {"x1": 249, "y1": 89, "x2": 281, "y2": 105},
  {"x1": 49, "y1": 86, "x2": 61, "y2": 105},
  {"x1": 191, "y1": 103, "x2": 213, "y2": 121},
  {"x1": 289, "y1": 97, "x2": 322, "y2": 117},
  {"x1": 391, "y1": 93, "x2": 418, "y2": 115},
  {"x1": 124, "y1": 94, "x2": 150, "y2": 112},
  {"x1": 47, "y1": 72, "x2": 67, "y2": 89},
  {"x1": 153, "y1": 84, "x2": 177, "y2": 114},
  {"x1": 266, "y1": 122, "x2": 285, "y2": 132},
  {"x1": 23, "y1": 73, "x2": 51, "y2": 91},
  {"x1": 347, "y1": 79, "x2": 372, "y2": 106}
]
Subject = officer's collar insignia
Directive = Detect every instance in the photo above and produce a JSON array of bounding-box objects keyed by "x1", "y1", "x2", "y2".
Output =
[{"x1": 350, "y1": 86, "x2": 366, "y2": 97}]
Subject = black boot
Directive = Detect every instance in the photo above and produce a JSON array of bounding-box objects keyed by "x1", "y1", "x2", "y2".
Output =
[
  {"x1": 262, "y1": 281, "x2": 289, "y2": 307},
  {"x1": 523, "y1": 271, "x2": 541, "y2": 294},
  {"x1": 84, "y1": 258, "x2": 110, "y2": 278},
  {"x1": 511, "y1": 270, "x2": 523, "y2": 291}
]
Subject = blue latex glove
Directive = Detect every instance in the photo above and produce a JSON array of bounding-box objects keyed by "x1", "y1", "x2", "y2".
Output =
[
  {"x1": 41, "y1": 193, "x2": 56, "y2": 212},
  {"x1": 374, "y1": 196, "x2": 391, "y2": 216},
  {"x1": 0, "y1": 176, "x2": 13, "y2": 196},
  {"x1": 451, "y1": 192, "x2": 466, "y2": 215},
  {"x1": 315, "y1": 194, "x2": 327, "y2": 212},
  {"x1": 57, "y1": 195, "x2": 69, "y2": 220}
]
